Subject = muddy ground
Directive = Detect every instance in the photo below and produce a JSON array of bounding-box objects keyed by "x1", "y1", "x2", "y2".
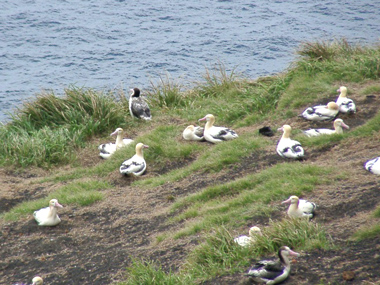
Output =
[{"x1": 1, "y1": 85, "x2": 380, "y2": 284}]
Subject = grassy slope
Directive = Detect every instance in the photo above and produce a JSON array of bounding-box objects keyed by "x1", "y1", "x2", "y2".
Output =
[{"x1": 1, "y1": 39, "x2": 380, "y2": 284}]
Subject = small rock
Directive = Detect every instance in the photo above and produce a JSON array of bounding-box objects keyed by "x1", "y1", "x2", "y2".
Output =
[{"x1": 342, "y1": 270, "x2": 355, "y2": 281}]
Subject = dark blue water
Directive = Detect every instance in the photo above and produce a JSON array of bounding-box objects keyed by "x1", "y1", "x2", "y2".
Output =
[{"x1": 1, "y1": 0, "x2": 380, "y2": 122}]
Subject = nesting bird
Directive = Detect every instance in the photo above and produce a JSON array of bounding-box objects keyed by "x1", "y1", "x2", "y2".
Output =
[
  {"x1": 246, "y1": 246, "x2": 300, "y2": 284},
  {"x1": 282, "y1": 195, "x2": 316, "y2": 219},
  {"x1": 182, "y1": 125, "x2": 204, "y2": 141},
  {"x1": 234, "y1": 226, "x2": 262, "y2": 247},
  {"x1": 129, "y1": 87, "x2": 152, "y2": 120},
  {"x1": 336, "y1": 86, "x2": 356, "y2": 113},
  {"x1": 120, "y1": 142, "x2": 149, "y2": 176},
  {"x1": 98, "y1": 127, "x2": 134, "y2": 159},
  {"x1": 33, "y1": 199, "x2": 63, "y2": 226},
  {"x1": 300, "y1": 102, "x2": 339, "y2": 121},
  {"x1": 198, "y1": 114, "x2": 238, "y2": 143},
  {"x1": 303, "y1": 118, "x2": 349, "y2": 137},
  {"x1": 276, "y1": 125, "x2": 305, "y2": 159},
  {"x1": 364, "y1": 156, "x2": 380, "y2": 175}
]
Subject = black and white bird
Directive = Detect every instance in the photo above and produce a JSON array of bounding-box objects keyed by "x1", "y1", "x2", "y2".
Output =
[
  {"x1": 120, "y1": 143, "x2": 149, "y2": 176},
  {"x1": 276, "y1": 125, "x2": 304, "y2": 159},
  {"x1": 182, "y1": 125, "x2": 204, "y2": 141},
  {"x1": 246, "y1": 246, "x2": 300, "y2": 284},
  {"x1": 129, "y1": 87, "x2": 152, "y2": 120},
  {"x1": 33, "y1": 199, "x2": 63, "y2": 226},
  {"x1": 198, "y1": 114, "x2": 238, "y2": 143},
  {"x1": 364, "y1": 156, "x2": 380, "y2": 175},
  {"x1": 303, "y1": 118, "x2": 349, "y2": 137},
  {"x1": 336, "y1": 86, "x2": 356, "y2": 114},
  {"x1": 282, "y1": 195, "x2": 316, "y2": 219},
  {"x1": 300, "y1": 102, "x2": 339, "y2": 121},
  {"x1": 98, "y1": 127, "x2": 134, "y2": 159}
]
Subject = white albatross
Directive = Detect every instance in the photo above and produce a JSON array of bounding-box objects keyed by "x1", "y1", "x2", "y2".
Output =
[
  {"x1": 300, "y1": 102, "x2": 339, "y2": 121},
  {"x1": 33, "y1": 199, "x2": 63, "y2": 226},
  {"x1": 182, "y1": 125, "x2": 204, "y2": 141},
  {"x1": 336, "y1": 86, "x2": 356, "y2": 113},
  {"x1": 364, "y1": 156, "x2": 380, "y2": 175},
  {"x1": 120, "y1": 143, "x2": 149, "y2": 176},
  {"x1": 303, "y1": 118, "x2": 349, "y2": 137},
  {"x1": 281, "y1": 195, "x2": 316, "y2": 219},
  {"x1": 276, "y1": 125, "x2": 304, "y2": 159},
  {"x1": 198, "y1": 114, "x2": 238, "y2": 143},
  {"x1": 234, "y1": 226, "x2": 262, "y2": 247},
  {"x1": 246, "y1": 246, "x2": 300, "y2": 284},
  {"x1": 98, "y1": 127, "x2": 134, "y2": 159}
]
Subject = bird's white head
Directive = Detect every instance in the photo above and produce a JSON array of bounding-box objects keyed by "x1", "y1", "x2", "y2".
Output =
[
  {"x1": 111, "y1": 127, "x2": 123, "y2": 137},
  {"x1": 198, "y1": 114, "x2": 215, "y2": 122},
  {"x1": 281, "y1": 195, "x2": 299, "y2": 205},
  {"x1": 32, "y1": 276, "x2": 43, "y2": 285},
  {"x1": 49, "y1": 199, "x2": 63, "y2": 209},
  {"x1": 337, "y1": 86, "x2": 347, "y2": 97}
]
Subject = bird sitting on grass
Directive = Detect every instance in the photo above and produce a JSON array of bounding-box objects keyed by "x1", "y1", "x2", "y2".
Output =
[
  {"x1": 120, "y1": 143, "x2": 149, "y2": 176},
  {"x1": 246, "y1": 246, "x2": 300, "y2": 284}
]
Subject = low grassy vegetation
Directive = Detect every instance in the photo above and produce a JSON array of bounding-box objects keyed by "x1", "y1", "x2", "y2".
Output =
[{"x1": 1, "y1": 39, "x2": 380, "y2": 283}]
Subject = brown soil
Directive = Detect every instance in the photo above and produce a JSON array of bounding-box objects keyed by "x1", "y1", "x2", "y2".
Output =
[{"x1": 1, "y1": 84, "x2": 380, "y2": 285}]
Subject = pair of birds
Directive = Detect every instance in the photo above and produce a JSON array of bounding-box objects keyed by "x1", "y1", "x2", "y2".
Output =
[
  {"x1": 276, "y1": 118, "x2": 350, "y2": 159},
  {"x1": 183, "y1": 114, "x2": 238, "y2": 143},
  {"x1": 235, "y1": 196, "x2": 315, "y2": 247},
  {"x1": 300, "y1": 86, "x2": 356, "y2": 121},
  {"x1": 234, "y1": 228, "x2": 301, "y2": 284},
  {"x1": 98, "y1": 128, "x2": 148, "y2": 176},
  {"x1": 234, "y1": 227, "x2": 300, "y2": 284}
]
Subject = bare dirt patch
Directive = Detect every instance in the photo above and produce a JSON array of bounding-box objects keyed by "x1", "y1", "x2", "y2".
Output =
[{"x1": 1, "y1": 86, "x2": 380, "y2": 284}]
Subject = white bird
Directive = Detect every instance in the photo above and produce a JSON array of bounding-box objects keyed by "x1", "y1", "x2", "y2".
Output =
[
  {"x1": 33, "y1": 199, "x2": 63, "y2": 226},
  {"x1": 282, "y1": 195, "x2": 316, "y2": 219},
  {"x1": 32, "y1": 276, "x2": 43, "y2": 285},
  {"x1": 234, "y1": 226, "x2": 262, "y2": 247},
  {"x1": 182, "y1": 125, "x2": 204, "y2": 141},
  {"x1": 120, "y1": 143, "x2": 149, "y2": 176},
  {"x1": 303, "y1": 118, "x2": 349, "y2": 137},
  {"x1": 336, "y1": 86, "x2": 356, "y2": 113},
  {"x1": 198, "y1": 114, "x2": 238, "y2": 143},
  {"x1": 300, "y1": 102, "x2": 339, "y2": 121},
  {"x1": 276, "y1": 125, "x2": 304, "y2": 159},
  {"x1": 246, "y1": 246, "x2": 300, "y2": 284},
  {"x1": 364, "y1": 156, "x2": 380, "y2": 175},
  {"x1": 129, "y1": 87, "x2": 152, "y2": 120},
  {"x1": 98, "y1": 127, "x2": 134, "y2": 159}
]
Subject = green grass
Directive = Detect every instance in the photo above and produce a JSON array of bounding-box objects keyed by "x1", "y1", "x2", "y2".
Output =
[
  {"x1": 352, "y1": 205, "x2": 380, "y2": 241},
  {"x1": 1, "y1": 180, "x2": 109, "y2": 221},
  {"x1": 121, "y1": 257, "x2": 192, "y2": 285}
]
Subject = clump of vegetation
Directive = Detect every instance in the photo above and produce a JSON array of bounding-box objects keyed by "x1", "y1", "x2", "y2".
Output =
[
  {"x1": 0, "y1": 86, "x2": 130, "y2": 167},
  {"x1": 122, "y1": 257, "x2": 191, "y2": 285}
]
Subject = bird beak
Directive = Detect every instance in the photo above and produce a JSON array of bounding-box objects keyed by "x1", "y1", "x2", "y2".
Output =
[
  {"x1": 198, "y1": 117, "x2": 206, "y2": 122},
  {"x1": 342, "y1": 122, "x2": 350, "y2": 129},
  {"x1": 281, "y1": 198, "x2": 291, "y2": 204},
  {"x1": 277, "y1": 127, "x2": 284, "y2": 132},
  {"x1": 110, "y1": 130, "x2": 119, "y2": 136},
  {"x1": 288, "y1": 249, "x2": 300, "y2": 257},
  {"x1": 56, "y1": 202, "x2": 63, "y2": 208}
]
